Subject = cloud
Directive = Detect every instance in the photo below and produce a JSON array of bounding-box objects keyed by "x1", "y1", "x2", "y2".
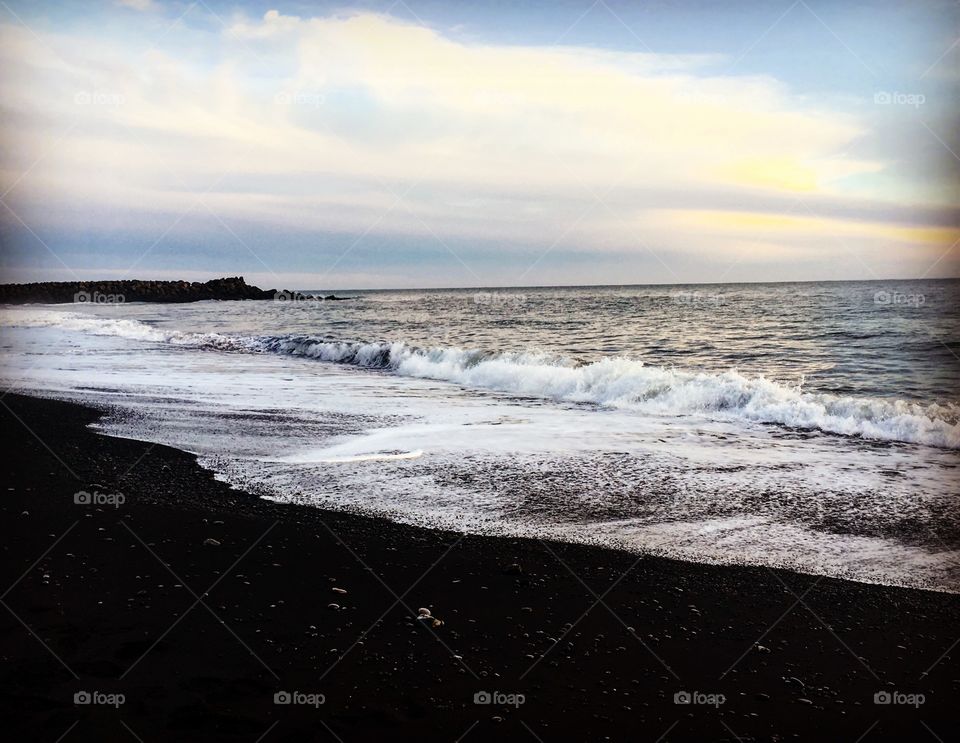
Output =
[{"x1": 0, "y1": 9, "x2": 953, "y2": 283}]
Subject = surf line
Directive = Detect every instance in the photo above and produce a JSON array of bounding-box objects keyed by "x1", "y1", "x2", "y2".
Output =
[{"x1": 318, "y1": 449, "x2": 425, "y2": 463}]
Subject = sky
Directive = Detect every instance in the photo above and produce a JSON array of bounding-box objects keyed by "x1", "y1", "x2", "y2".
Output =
[{"x1": 0, "y1": 0, "x2": 958, "y2": 289}]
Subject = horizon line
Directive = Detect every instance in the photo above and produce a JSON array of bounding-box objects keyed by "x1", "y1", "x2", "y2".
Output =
[{"x1": 3, "y1": 274, "x2": 958, "y2": 294}]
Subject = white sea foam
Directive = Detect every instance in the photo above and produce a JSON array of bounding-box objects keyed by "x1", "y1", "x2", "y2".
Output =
[
  {"x1": 3, "y1": 306, "x2": 959, "y2": 592},
  {"x1": 6, "y1": 308, "x2": 959, "y2": 449},
  {"x1": 311, "y1": 449, "x2": 425, "y2": 463}
]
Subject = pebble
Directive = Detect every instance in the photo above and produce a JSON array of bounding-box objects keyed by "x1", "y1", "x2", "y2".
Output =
[
  {"x1": 328, "y1": 603, "x2": 340, "y2": 610},
  {"x1": 202, "y1": 538, "x2": 221, "y2": 547},
  {"x1": 332, "y1": 587, "x2": 347, "y2": 594}
]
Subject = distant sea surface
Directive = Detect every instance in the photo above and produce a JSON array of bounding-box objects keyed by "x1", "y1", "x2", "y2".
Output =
[{"x1": 2, "y1": 280, "x2": 958, "y2": 590}]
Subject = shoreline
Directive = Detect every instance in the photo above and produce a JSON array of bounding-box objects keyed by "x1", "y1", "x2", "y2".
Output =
[{"x1": 1, "y1": 392, "x2": 956, "y2": 741}]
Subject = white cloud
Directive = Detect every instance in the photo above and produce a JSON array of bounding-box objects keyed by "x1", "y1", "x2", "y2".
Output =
[{"x1": 1, "y1": 10, "x2": 953, "y2": 281}]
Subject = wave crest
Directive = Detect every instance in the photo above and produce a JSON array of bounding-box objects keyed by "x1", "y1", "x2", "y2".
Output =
[{"x1": 8, "y1": 309, "x2": 959, "y2": 449}]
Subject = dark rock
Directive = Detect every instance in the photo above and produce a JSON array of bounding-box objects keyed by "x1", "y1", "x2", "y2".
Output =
[{"x1": 0, "y1": 276, "x2": 281, "y2": 304}]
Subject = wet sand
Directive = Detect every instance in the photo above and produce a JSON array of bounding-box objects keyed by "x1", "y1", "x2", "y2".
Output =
[{"x1": 1, "y1": 393, "x2": 956, "y2": 741}]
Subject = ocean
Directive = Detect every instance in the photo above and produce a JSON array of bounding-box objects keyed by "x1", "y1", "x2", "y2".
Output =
[{"x1": 2, "y1": 279, "x2": 958, "y2": 591}]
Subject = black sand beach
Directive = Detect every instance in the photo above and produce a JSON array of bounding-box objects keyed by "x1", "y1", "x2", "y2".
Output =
[{"x1": 1, "y1": 393, "x2": 956, "y2": 742}]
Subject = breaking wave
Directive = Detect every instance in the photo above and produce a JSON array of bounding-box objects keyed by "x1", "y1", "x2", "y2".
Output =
[{"x1": 8, "y1": 309, "x2": 960, "y2": 449}]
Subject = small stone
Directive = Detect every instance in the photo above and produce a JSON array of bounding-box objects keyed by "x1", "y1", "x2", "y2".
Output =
[
  {"x1": 418, "y1": 607, "x2": 432, "y2": 617},
  {"x1": 332, "y1": 587, "x2": 347, "y2": 594},
  {"x1": 327, "y1": 603, "x2": 340, "y2": 610},
  {"x1": 798, "y1": 698, "x2": 813, "y2": 705},
  {"x1": 432, "y1": 618, "x2": 444, "y2": 628},
  {"x1": 203, "y1": 538, "x2": 221, "y2": 547}
]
